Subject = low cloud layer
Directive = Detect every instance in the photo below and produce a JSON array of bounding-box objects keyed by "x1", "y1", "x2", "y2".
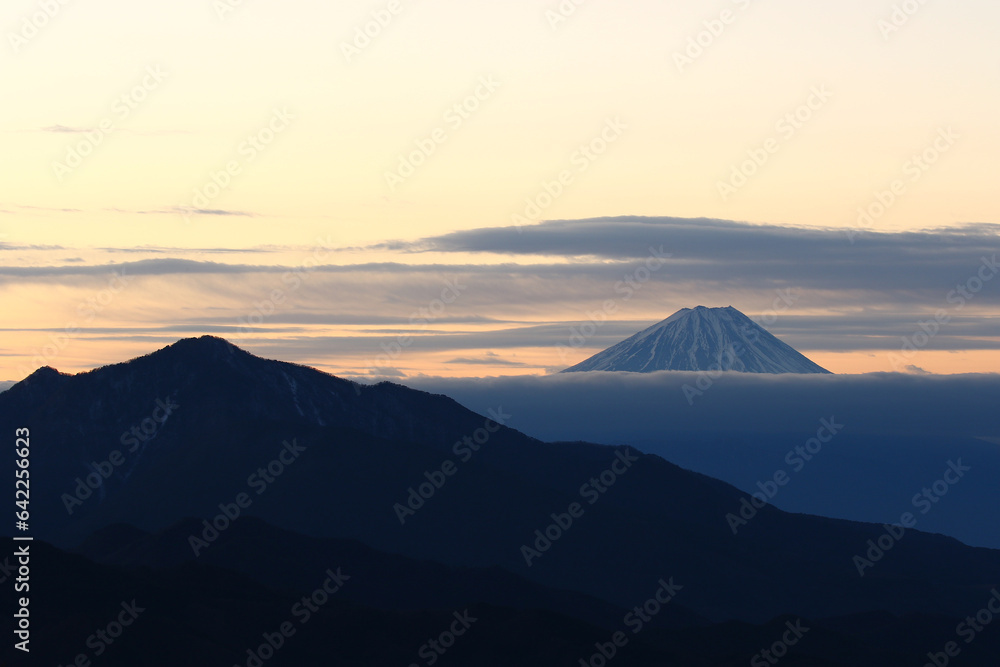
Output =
[
  {"x1": 404, "y1": 371, "x2": 1000, "y2": 441},
  {"x1": 402, "y1": 371, "x2": 1000, "y2": 549}
]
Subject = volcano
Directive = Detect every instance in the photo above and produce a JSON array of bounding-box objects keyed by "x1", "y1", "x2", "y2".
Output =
[{"x1": 562, "y1": 305, "x2": 830, "y2": 374}]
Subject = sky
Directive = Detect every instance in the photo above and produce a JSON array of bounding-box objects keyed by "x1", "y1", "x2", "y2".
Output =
[{"x1": 2, "y1": 0, "x2": 999, "y2": 379}]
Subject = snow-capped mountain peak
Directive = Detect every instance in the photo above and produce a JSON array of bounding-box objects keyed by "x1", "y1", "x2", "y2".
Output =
[{"x1": 562, "y1": 305, "x2": 830, "y2": 374}]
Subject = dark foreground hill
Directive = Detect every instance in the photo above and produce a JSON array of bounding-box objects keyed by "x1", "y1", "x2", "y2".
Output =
[{"x1": 6, "y1": 537, "x2": 997, "y2": 667}]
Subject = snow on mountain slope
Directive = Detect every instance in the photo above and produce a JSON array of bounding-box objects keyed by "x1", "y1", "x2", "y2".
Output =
[{"x1": 562, "y1": 306, "x2": 830, "y2": 374}]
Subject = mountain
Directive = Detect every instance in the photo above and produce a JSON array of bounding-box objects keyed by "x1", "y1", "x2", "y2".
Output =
[
  {"x1": 73, "y1": 516, "x2": 675, "y2": 631},
  {"x1": 3, "y1": 337, "x2": 1000, "y2": 664},
  {"x1": 562, "y1": 305, "x2": 830, "y2": 373},
  {"x1": 405, "y1": 372, "x2": 1000, "y2": 549},
  {"x1": 23, "y1": 537, "x2": 1000, "y2": 667}
]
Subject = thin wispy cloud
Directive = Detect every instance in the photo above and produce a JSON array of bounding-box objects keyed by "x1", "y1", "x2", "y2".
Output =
[
  {"x1": 96, "y1": 246, "x2": 274, "y2": 255},
  {"x1": 38, "y1": 125, "x2": 191, "y2": 136},
  {"x1": 5, "y1": 205, "x2": 258, "y2": 219},
  {"x1": 166, "y1": 207, "x2": 257, "y2": 218},
  {"x1": 445, "y1": 356, "x2": 532, "y2": 367},
  {"x1": 4, "y1": 204, "x2": 84, "y2": 214},
  {"x1": 0, "y1": 243, "x2": 66, "y2": 251},
  {"x1": 40, "y1": 125, "x2": 92, "y2": 134}
]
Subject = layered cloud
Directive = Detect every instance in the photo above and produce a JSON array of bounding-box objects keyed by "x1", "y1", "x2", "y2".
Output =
[
  {"x1": 402, "y1": 370, "x2": 1000, "y2": 549},
  {"x1": 11, "y1": 216, "x2": 997, "y2": 297},
  {"x1": 405, "y1": 370, "x2": 1000, "y2": 439},
  {"x1": 381, "y1": 216, "x2": 1000, "y2": 292},
  {"x1": 398, "y1": 216, "x2": 1000, "y2": 259},
  {"x1": 2, "y1": 217, "x2": 999, "y2": 377}
]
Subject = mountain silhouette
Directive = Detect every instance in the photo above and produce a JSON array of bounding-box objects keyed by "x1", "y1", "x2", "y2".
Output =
[{"x1": 3, "y1": 337, "x2": 999, "y2": 665}]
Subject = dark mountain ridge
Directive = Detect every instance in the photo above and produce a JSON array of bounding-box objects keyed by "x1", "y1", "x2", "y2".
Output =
[{"x1": 2, "y1": 337, "x2": 997, "y2": 630}]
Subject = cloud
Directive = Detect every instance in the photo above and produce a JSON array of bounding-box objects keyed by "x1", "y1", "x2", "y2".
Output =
[
  {"x1": 379, "y1": 216, "x2": 1000, "y2": 292},
  {"x1": 1, "y1": 216, "x2": 997, "y2": 358},
  {"x1": 404, "y1": 371, "x2": 1000, "y2": 441},
  {"x1": 169, "y1": 207, "x2": 256, "y2": 218},
  {"x1": 188, "y1": 313, "x2": 510, "y2": 327},
  {"x1": 3, "y1": 216, "x2": 998, "y2": 300},
  {"x1": 0, "y1": 255, "x2": 996, "y2": 355},
  {"x1": 40, "y1": 125, "x2": 92, "y2": 133},
  {"x1": 39, "y1": 125, "x2": 191, "y2": 137},
  {"x1": 0, "y1": 258, "x2": 235, "y2": 277},
  {"x1": 444, "y1": 356, "x2": 532, "y2": 367},
  {"x1": 367, "y1": 366, "x2": 406, "y2": 377},
  {"x1": 0, "y1": 243, "x2": 66, "y2": 251},
  {"x1": 405, "y1": 215, "x2": 1000, "y2": 259},
  {"x1": 401, "y1": 371, "x2": 1000, "y2": 550},
  {"x1": 4, "y1": 204, "x2": 83, "y2": 214},
  {"x1": 4, "y1": 204, "x2": 256, "y2": 219},
  {"x1": 95, "y1": 245, "x2": 274, "y2": 255}
]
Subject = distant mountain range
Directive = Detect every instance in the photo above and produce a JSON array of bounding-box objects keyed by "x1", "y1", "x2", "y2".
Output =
[
  {"x1": 563, "y1": 305, "x2": 830, "y2": 373},
  {"x1": 2, "y1": 337, "x2": 998, "y2": 665}
]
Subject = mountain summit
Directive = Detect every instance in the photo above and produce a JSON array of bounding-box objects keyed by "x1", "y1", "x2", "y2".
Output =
[{"x1": 562, "y1": 306, "x2": 830, "y2": 374}]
